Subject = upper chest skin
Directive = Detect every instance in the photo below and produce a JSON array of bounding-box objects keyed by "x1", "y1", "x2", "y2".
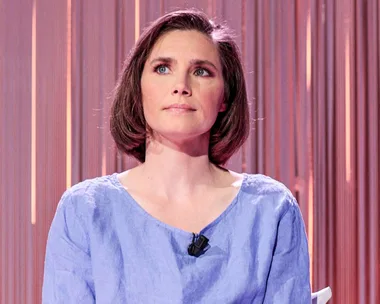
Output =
[{"x1": 124, "y1": 183, "x2": 241, "y2": 233}]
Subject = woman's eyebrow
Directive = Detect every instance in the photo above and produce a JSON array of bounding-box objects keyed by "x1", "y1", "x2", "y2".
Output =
[
  {"x1": 149, "y1": 57, "x2": 173, "y2": 65},
  {"x1": 189, "y1": 59, "x2": 218, "y2": 70},
  {"x1": 149, "y1": 57, "x2": 218, "y2": 70}
]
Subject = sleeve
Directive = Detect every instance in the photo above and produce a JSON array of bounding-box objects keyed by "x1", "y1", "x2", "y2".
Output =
[
  {"x1": 263, "y1": 196, "x2": 311, "y2": 304},
  {"x1": 42, "y1": 191, "x2": 95, "y2": 303}
]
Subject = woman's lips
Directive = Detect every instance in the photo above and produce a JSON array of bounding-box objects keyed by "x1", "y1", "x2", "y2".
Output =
[
  {"x1": 164, "y1": 104, "x2": 196, "y2": 113},
  {"x1": 165, "y1": 103, "x2": 196, "y2": 110}
]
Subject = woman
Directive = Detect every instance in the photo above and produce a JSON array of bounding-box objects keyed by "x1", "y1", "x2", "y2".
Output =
[{"x1": 42, "y1": 9, "x2": 311, "y2": 303}]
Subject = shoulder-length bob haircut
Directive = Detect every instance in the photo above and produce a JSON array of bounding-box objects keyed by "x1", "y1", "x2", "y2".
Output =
[{"x1": 110, "y1": 9, "x2": 250, "y2": 165}]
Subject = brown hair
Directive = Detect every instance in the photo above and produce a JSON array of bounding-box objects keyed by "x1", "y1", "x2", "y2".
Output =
[{"x1": 110, "y1": 9, "x2": 249, "y2": 165}]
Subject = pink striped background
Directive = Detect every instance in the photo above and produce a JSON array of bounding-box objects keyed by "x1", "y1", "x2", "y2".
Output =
[{"x1": 0, "y1": 0, "x2": 379, "y2": 303}]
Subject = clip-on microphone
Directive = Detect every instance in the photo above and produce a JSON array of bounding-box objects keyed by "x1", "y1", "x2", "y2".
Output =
[{"x1": 188, "y1": 233, "x2": 209, "y2": 257}]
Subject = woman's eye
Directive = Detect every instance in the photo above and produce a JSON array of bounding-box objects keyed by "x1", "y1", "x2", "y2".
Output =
[
  {"x1": 155, "y1": 65, "x2": 169, "y2": 74},
  {"x1": 194, "y1": 68, "x2": 210, "y2": 77}
]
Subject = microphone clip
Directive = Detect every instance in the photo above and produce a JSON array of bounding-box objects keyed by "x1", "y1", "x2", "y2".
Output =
[{"x1": 188, "y1": 233, "x2": 209, "y2": 257}]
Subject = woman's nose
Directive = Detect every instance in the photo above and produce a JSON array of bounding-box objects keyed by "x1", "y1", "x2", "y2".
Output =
[{"x1": 171, "y1": 77, "x2": 192, "y2": 96}]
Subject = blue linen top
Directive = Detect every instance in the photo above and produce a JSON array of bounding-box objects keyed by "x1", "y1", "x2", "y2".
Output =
[{"x1": 42, "y1": 173, "x2": 311, "y2": 303}]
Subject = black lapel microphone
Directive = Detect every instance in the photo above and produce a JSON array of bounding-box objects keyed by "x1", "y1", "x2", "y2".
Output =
[{"x1": 187, "y1": 233, "x2": 209, "y2": 257}]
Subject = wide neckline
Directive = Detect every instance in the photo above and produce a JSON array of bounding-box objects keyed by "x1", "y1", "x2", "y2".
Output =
[{"x1": 110, "y1": 172, "x2": 247, "y2": 237}]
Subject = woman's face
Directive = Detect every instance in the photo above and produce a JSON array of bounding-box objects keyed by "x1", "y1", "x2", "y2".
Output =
[{"x1": 141, "y1": 30, "x2": 226, "y2": 142}]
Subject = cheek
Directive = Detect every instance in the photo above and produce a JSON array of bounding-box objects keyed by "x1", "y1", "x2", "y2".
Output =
[
  {"x1": 141, "y1": 82, "x2": 158, "y2": 109},
  {"x1": 141, "y1": 76, "x2": 170, "y2": 106},
  {"x1": 141, "y1": 76, "x2": 154, "y2": 99},
  {"x1": 141, "y1": 78, "x2": 164, "y2": 127},
  {"x1": 200, "y1": 84, "x2": 224, "y2": 111}
]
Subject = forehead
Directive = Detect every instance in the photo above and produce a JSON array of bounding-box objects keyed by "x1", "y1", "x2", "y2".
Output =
[{"x1": 148, "y1": 30, "x2": 221, "y2": 64}]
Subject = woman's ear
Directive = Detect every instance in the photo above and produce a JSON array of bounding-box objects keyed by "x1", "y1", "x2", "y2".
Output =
[{"x1": 219, "y1": 102, "x2": 227, "y2": 112}]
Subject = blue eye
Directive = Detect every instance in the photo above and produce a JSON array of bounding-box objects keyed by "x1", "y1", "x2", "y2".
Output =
[
  {"x1": 194, "y1": 68, "x2": 210, "y2": 77},
  {"x1": 155, "y1": 65, "x2": 169, "y2": 74}
]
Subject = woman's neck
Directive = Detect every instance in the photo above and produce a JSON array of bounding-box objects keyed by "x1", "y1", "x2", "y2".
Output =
[{"x1": 135, "y1": 136, "x2": 227, "y2": 200}]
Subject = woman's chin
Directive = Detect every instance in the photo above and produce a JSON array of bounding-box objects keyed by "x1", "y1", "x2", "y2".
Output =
[{"x1": 150, "y1": 129, "x2": 210, "y2": 145}]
